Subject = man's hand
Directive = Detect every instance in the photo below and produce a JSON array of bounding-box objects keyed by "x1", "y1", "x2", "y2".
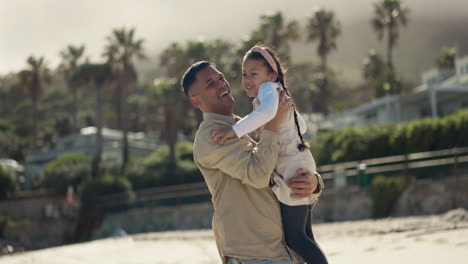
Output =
[
  {"x1": 288, "y1": 169, "x2": 320, "y2": 198},
  {"x1": 211, "y1": 127, "x2": 237, "y2": 145},
  {"x1": 264, "y1": 89, "x2": 292, "y2": 133}
]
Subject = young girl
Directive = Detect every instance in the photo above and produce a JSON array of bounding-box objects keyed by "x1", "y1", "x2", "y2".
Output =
[{"x1": 211, "y1": 45, "x2": 328, "y2": 264}]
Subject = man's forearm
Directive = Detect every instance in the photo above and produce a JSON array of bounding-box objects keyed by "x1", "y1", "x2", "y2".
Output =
[{"x1": 196, "y1": 127, "x2": 281, "y2": 189}]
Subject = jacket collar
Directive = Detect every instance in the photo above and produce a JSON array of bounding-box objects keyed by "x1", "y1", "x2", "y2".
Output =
[{"x1": 203, "y1": 112, "x2": 239, "y2": 124}]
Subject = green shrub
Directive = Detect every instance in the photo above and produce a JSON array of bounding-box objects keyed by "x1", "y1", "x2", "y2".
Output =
[
  {"x1": 160, "y1": 159, "x2": 202, "y2": 186},
  {"x1": 331, "y1": 127, "x2": 369, "y2": 162},
  {"x1": 309, "y1": 130, "x2": 339, "y2": 165},
  {"x1": 390, "y1": 118, "x2": 440, "y2": 154},
  {"x1": 310, "y1": 125, "x2": 394, "y2": 164},
  {"x1": 125, "y1": 165, "x2": 162, "y2": 190},
  {"x1": 310, "y1": 108, "x2": 468, "y2": 164},
  {"x1": 39, "y1": 153, "x2": 92, "y2": 194},
  {"x1": 0, "y1": 165, "x2": 15, "y2": 200},
  {"x1": 0, "y1": 129, "x2": 23, "y2": 162},
  {"x1": 79, "y1": 175, "x2": 134, "y2": 206},
  {"x1": 368, "y1": 175, "x2": 414, "y2": 218},
  {"x1": 0, "y1": 216, "x2": 9, "y2": 237},
  {"x1": 176, "y1": 141, "x2": 194, "y2": 161},
  {"x1": 364, "y1": 125, "x2": 394, "y2": 159},
  {"x1": 451, "y1": 109, "x2": 468, "y2": 147},
  {"x1": 125, "y1": 141, "x2": 202, "y2": 189}
]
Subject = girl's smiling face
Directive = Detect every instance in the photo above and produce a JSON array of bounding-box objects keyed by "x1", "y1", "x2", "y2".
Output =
[{"x1": 242, "y1": 58, "x2": 277, "y2": 98}]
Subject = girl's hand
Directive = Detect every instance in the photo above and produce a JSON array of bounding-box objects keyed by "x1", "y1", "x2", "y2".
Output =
[
  {"x1": 211, "y1": 127, "x2": 237, "y2": 145},
  {"x1": 264, "y1": 89, "x2": 292, "y2": 132}
]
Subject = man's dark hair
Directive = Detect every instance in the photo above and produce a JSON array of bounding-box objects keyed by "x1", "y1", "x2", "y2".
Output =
[{"x1": 181, "y1": 60, "x2": 211, "y2": 96}]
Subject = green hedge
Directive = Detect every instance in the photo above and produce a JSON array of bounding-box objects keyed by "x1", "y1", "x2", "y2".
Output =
[
  {"x1": 33, "y1": 141, "x2": 201, "y2": 200},
  {"x1": 79, "y1": 175, "x2": 134, "y2": 206},
  {"x1": 0, "y1": 165, "x2": 15, "y2": 200},
  {"x1": 368, "y1": 175, "x2": 414, "y2": 218},
  {"x1": 38, "y1": 153, "x2": 92, "y2": 194},
  {"x1": 0, "y1": 216, "x2": 8, "y2": 237},
  {"x1": 126, "y1": 141, "x2": 203, "y2": 190},
  {"x1": 0, "y1": 118, "x2": 24, "y2": 161},
  {"x1": 310, "y1": 109, "x2": 468, "y2": 164}
]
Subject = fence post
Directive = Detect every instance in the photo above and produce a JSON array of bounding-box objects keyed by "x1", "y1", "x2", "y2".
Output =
[
  {"x1": 403, "y1": 154, "x2": 409, "y2": 177},
  {"x1": 453, "y1": 147, "x2": 459, "y2": 209},
  {"x1": 357, "y1": 162, "x2": 368, "y2": 187},
  {"x1": 333, "y1": 167, "x2": 346, "y2": 188}
]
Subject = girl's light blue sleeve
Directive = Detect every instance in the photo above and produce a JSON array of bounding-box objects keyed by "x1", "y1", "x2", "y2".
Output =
[{"x1": 232, "y1": 82, "x2": 280, "y2": 138}]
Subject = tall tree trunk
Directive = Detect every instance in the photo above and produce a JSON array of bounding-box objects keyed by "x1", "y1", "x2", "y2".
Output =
[
  {"x1": 92, "y1": 83, "x2": 103, "y2": 178},
  {"x1": 386, "y1": 24, "x2": 396, "y2": 94},
  {"x1": 72, "y1": 83, "x2": 78, "y2": 131},
  {"x1": 320, "y1": 54, "x2": 329, "y2": 116},
  {"x1": 73, "y1": 204, "x2": 104, "y2": 243},
  {"x1": 386, "y1": 25, "x2": 394, "y2": 68},
  {"x1": 120, "y1": 79, "x2": 129, "y2": 173},
  {"x1": 115, "y1": 84, "x2": 123, "y2": 129},
  {"x1": 166, "y1": 105, "x2": 177, "y2": 164},
  {"x1": 32, "y1": 100, "x2": 38, "y2": 149}
]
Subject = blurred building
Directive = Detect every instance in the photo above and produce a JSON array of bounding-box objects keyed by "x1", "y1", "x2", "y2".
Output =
[
  {"x1": 329, "y1": 55, "x2": 468, "y2": 129},
  {"x1": 23, "y1": 126, "x2": 157, "y2": 189}
]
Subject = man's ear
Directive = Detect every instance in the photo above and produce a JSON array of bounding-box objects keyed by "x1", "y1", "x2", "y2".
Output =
[{"x1": 189, "y1": 95, "x2": 201, "y2": 109}]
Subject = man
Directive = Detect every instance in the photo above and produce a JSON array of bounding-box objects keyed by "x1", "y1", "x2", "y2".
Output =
[{"x1": 181, "y1": 61, "x2": 323, "y2": 264}]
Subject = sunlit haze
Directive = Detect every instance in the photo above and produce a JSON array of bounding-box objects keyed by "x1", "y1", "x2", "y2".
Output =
[{"x1": 1, "y1": 0, "x2": 467, "y2": 80}]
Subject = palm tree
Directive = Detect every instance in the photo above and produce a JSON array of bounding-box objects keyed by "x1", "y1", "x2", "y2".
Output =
[
  {"x1": 69, "y1": 64, "x2": 111, "y2": 246},
  {"x1": 104, "y1": 27, "x2": 146, "y2": 173},
  {"x1": 19, "y1": 56, "x2": 51, "y2": 149},
  {"x1": 435, "y1": 47, "x2": 456, "y2": 69},
  {"x1": 149, "y1": 78, "x2": 180, "y2": 164},
  {"x1": 371, "y1": 0, "x2": 409, "y2": 68},
  {"x1": 160, "y1": 42, "x2": 204, "y2": 128},
  {"x1": 207, "y1": 39, "x2": 240, "y2": 79},
  {"x1": 363, "y1": 49, "x2": 386, "y2": 97},
  {"x1": 59, "y1": 44, "x2": 86, "y2": 130},
  {"x1": 127, "y1": 94, "x2": 148, "y2": 132},
  {"x1": 363, "y1": 50, "x2": 385, "y2": 78},
  {"x1": 259, "y1": 11, "x2": 300, "y2": 59},
  {"x1": 102, "y1": 43, "x2": 122, "y2": 129},
  {"x1": 186, "y1": 40, "x2": 209, "y2": 64},
  {"x1": 71, "y1": 63, "x2": 113, "y2": 177},
  {"x1": 306, "y1": 8, "x2": 341, "y2": 115},
  {"x1": 160, "y1": 42, "x2": 187, "y2": 78},
  {"x1": 240, "y1": 11, "x2": 299, "y2": 61}
]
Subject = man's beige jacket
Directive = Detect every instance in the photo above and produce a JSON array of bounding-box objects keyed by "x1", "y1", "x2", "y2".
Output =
[{"x1": 194, "y1": 113, "x2": 300, "y2": 263}]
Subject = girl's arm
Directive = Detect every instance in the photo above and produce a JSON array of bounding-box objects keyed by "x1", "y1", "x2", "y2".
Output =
[
  {"x1": 211, "y1": 87, "x2": 292, "y2": 145},
  {"x1": 232, "y1": 82, "x2": 280, "y2": 137}
]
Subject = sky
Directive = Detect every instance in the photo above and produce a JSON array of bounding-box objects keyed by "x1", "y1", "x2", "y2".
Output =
[{"x1": 1, "y1": 0, "x2": 467, "y2": 76}]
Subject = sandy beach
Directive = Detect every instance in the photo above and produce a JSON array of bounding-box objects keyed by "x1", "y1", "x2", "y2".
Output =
[{"x1": 1, "y1": 209, "x2": 467, "y2": 264}]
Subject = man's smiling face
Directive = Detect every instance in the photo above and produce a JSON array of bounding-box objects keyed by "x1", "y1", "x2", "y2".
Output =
[{"x1": 189, "y1": 65, "x2": 235, "y2": 115}]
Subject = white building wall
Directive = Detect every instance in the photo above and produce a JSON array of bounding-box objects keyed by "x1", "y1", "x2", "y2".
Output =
[
  {"x1": 376, "y1": 109, "x2": 388, "y2": 123},
  {"x1": 401, "y1": 104, "x2": 422, "y2": 122},
  {"x1": 456, "y1": 56, "x2": 468, "y2": 77}
]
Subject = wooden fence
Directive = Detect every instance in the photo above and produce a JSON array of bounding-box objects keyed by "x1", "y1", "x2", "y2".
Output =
[
  {"x1": 95, "y1": 146, "x2": 468, "y2": 207},
  {"x1": 318, "y1": 146, "x2": 468, "y2": 179}
]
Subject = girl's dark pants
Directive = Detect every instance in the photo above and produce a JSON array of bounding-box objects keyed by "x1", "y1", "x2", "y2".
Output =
[{"x1": 279, "y1": 203, "x2": 328, "y2": 264}]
